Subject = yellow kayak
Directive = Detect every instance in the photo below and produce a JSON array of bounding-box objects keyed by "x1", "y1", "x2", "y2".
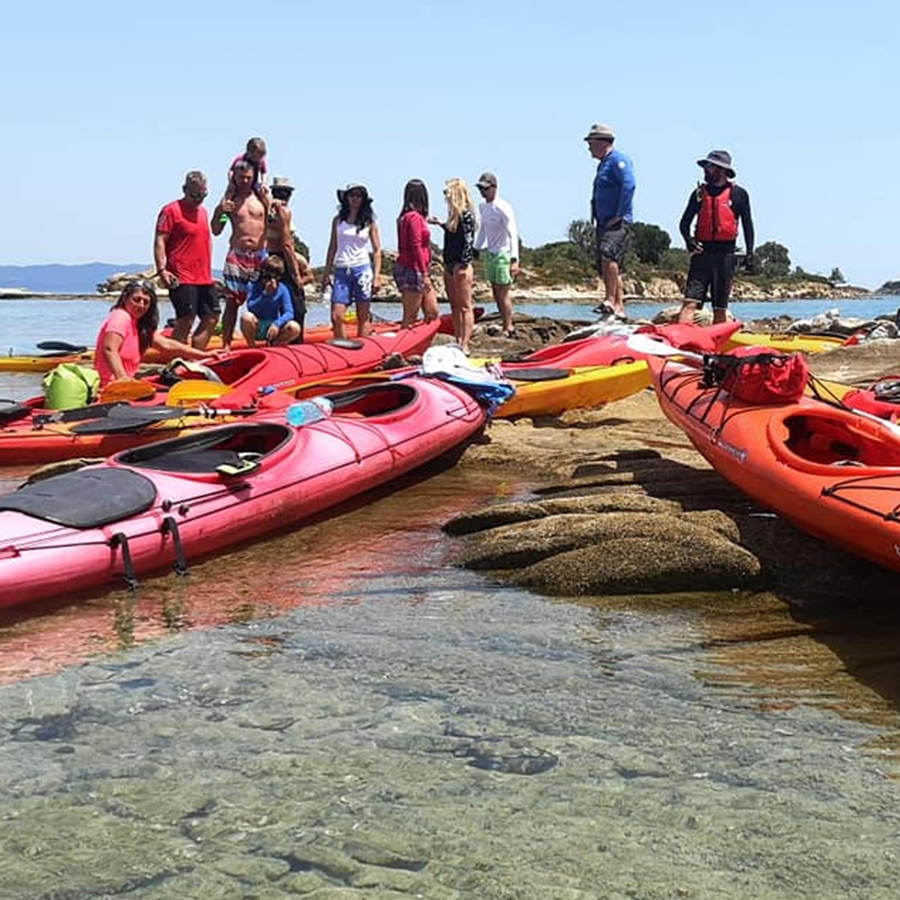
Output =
[
  {"x1": 0, "y1": 352, "x2": 95, "y2": 373},
  {"x1": 497, "y1": 360, "x2": 650, "y2": 418},
  {"x1": 724, "y1": 331, "x2": 843, "y2": 354}
]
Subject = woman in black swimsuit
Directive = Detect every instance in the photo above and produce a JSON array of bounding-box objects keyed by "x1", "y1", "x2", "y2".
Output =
[{"x1": 429, "y1": 178, "x2": 477, "y2": 353}]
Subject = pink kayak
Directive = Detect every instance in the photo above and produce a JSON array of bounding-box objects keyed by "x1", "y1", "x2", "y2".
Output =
[{"x1": 0, "y1": 378, "x2": 485, "y2": 609}]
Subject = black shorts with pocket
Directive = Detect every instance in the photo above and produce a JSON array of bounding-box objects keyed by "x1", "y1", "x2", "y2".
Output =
[
  {"x1": 595, "y1": 221, "x2": 632, "y2": 268},
  {"x1": 170, "y1": 283, "x2": 220, "y2": 320},
  {"x1": 685, "y1": 252, "x2": 737, "y2": 309}
]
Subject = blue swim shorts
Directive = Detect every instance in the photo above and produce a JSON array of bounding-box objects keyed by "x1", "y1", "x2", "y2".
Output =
[{"x1": 332, "y1": 264, "x2": 374, "y2": 305}]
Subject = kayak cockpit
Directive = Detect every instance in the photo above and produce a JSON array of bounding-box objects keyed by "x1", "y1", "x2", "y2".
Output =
[
  {"x1": 116, "y1": 423, "x2": 292, "y2": 474},
  {"x1": 773, "y1": 411, "x2": 900, "y2": 469},
  {"x1": 327, "y1": 382, "x2": 418, "y2": 416}
]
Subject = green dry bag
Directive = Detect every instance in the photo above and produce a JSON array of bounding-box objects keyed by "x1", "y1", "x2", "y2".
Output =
[{"x1": 43, "y1": 363, "x2": 101, "y2": 410}]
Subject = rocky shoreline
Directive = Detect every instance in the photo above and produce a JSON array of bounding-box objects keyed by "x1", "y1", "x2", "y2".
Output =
[{"x1": 0, "y1": 271, "x2": 878, "y2": 303}]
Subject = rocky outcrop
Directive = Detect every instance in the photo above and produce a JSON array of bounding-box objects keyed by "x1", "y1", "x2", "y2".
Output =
[
  {"x1": 877, "y1": 280, "x2": 900, "y2": 295},
  {"x1": 97, "y1": 268, "x2": 167, "y2": 296}
]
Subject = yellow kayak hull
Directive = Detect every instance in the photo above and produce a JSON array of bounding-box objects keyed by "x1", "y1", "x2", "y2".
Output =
[
  {"x1": 724, "y1": 331, "x2": 843, "y2": 354},
  {"x1": 0, "y1": 352, "x2": 94, "y2": 373},
  {"x1": 497, "y1": 361, "x2": 650, "y2": 418}
]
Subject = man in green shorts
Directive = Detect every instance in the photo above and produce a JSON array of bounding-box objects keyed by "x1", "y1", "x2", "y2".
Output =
[{"x1": 474, "y1": 172, "x2": 520, "y2": 337}]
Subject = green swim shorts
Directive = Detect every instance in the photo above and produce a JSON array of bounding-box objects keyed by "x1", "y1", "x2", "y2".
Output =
[{"x1": 482, "y1": 250, "x2": 513, "y2": 285}]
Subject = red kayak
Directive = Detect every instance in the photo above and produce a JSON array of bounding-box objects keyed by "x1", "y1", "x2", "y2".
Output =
[
  {"x1": 0, "y1": 378, "x2": 485, "y2": 608},
  {"x1": 509, "y1": 321, "x2": 742, "y2": 371},
  {"x1": 839, "y1": 378, "x2": 900, "y2": 423},
  {"x1": 6, "y1": 319, "x2": 440, "y2": 429},
  {"x1": 648, "y1": 353, "x2": 900, "y2": 574}
]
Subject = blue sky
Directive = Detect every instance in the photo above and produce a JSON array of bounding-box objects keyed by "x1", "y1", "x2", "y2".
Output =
[{"x1": 2, "y1": 0, "x2": 897, "y2": 288}]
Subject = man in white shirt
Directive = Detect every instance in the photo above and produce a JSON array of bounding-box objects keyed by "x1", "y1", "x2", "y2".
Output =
[{"x1": 474, "y1": 172, "x2": 520, "y2": 337}]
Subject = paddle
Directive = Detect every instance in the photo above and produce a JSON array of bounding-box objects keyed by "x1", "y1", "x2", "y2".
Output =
[
  {"x1": 165, "y1": 379, "x2": 233, "y2": 407},
  {"x1": 0, "y1": 400, "x2": 31, "y2": 425},
  {"x1": 71, "y1": 405, "x2": 257, "y2": 435},
  {"x1": 36, "y1": 340, "x2": 89, "y2": 353},
  {"x1": 33, "y1": 401, "x2": 130, "y2": 427},
  {"x1": 284, "y1": 371, "x2": 393, "y2": 397},
  {"x1": 99, "y1": 380, "x2": 158, "y2": 403},
  {"x1": 37, "y1": 349, "x2": 92, "y2": 359}
]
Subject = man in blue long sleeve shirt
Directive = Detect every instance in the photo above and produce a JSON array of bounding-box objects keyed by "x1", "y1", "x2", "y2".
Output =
[{"x1": 585, "y1": 123, "x2": 636, "y2": 316}]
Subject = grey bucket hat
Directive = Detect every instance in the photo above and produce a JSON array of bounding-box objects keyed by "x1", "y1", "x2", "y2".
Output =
[
  {"x1": 697, "y1": 150, "x2": 736, "y2": 178},
  {"x1": 584, "y1": 123, "x2": 616, "y2": 141}
]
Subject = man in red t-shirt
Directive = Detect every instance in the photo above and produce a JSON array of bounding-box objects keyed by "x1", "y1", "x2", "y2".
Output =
[{"x1": 154, "y1": 171, "x2": 219, "y2": 348}]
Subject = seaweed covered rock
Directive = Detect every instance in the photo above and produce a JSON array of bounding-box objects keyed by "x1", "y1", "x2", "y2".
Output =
[{"x1": 515, "y1": 533, "x2": 762, "y2": 595}]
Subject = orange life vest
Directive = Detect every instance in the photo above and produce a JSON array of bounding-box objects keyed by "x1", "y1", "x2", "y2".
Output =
[{"x1": 695, "y1": 185, "x2": 738, "y2": 242}]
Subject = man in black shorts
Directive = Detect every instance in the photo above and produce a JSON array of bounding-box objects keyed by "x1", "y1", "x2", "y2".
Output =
[
  {"x1": 265, "y1": 176, "x2": 313, "y2": 343},
  {"x1": 154, "y1": 170, "x2": 220, "y2": 349},
  {"x1": 586, "y1": 123, "x2": 636, "y2": 317},
  {"x1": 678, "y1": 150, "x2": 754, "y2": 325}
]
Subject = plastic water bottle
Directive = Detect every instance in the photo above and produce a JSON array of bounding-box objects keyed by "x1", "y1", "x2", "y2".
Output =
[{"x1": 286, "y1": 396, "x2": 333, "y2": 427}]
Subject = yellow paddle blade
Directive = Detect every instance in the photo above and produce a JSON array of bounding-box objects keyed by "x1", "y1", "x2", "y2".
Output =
[
  {"x1": 165, "y1": 379, "x2": 234, "y2": 407},
  {"x1": 99, "y1": 380, "x2": 157, "y2": 403}
]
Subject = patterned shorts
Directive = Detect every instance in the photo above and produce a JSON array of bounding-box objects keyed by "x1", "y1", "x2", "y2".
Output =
[
  {"x1": 332, "y1": 264, "x2": 374, "y2": 305},
  {"x1": 393, "y1": 263, "x2": 426, "y2": 294},
  {"x1": 223, "y1": 247, "x2": 268, "y2": 304}
]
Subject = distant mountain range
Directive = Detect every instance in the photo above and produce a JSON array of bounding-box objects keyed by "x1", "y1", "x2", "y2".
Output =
[{"x1": 0, "y1": 263, "x2": 151, "y2": 294}]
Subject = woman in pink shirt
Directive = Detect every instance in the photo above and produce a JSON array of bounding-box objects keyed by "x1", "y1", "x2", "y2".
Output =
[
  {"x1": 96, "y1": 281, "x2": 209, "y2": 387},
  {"x1": 394, "y1": 179, "x2": 439, "y2": 327}
]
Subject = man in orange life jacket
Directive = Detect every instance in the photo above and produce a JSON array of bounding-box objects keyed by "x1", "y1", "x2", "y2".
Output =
[{"x1": 678, "y1": 150, "x2": 754, "y2": 325}]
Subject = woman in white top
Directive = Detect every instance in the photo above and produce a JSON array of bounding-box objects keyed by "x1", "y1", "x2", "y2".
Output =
[{"x1": 321, "y1": 183, "x2": 383, "y2": 339}]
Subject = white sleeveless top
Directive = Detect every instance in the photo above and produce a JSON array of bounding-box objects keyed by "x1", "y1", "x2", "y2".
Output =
[{"x1": 334, "y1": 220, "x2": 372, "y2": 268}]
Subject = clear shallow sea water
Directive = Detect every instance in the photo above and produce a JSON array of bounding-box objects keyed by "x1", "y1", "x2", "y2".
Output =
[
  {"x1": 3, "y1": 294, "x2": 900, "y2": 896},
  {"x1": 2, "y1": 294, "x2": 898, "y2": 357}
]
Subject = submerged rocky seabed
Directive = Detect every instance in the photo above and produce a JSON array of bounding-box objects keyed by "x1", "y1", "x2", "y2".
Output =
[{"x1": 3, "y1": 581, "x2": 900, "y2": 900}]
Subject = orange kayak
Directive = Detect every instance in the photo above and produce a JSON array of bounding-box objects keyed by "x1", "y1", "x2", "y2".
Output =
[{"x1": 648, "y1": 354, "x2": 900, "y2": 574}]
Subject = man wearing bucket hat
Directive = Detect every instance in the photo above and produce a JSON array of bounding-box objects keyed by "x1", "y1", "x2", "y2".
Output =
[
  {"x1": 585, "y1": 123, "x2": 635, "y2": 317},
  {"x1": 265, "y1": 176, "x2": 312, "y2": 342},
  {"x1": 677, "y1": 150, "x2": 755, "y2": 325}
]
